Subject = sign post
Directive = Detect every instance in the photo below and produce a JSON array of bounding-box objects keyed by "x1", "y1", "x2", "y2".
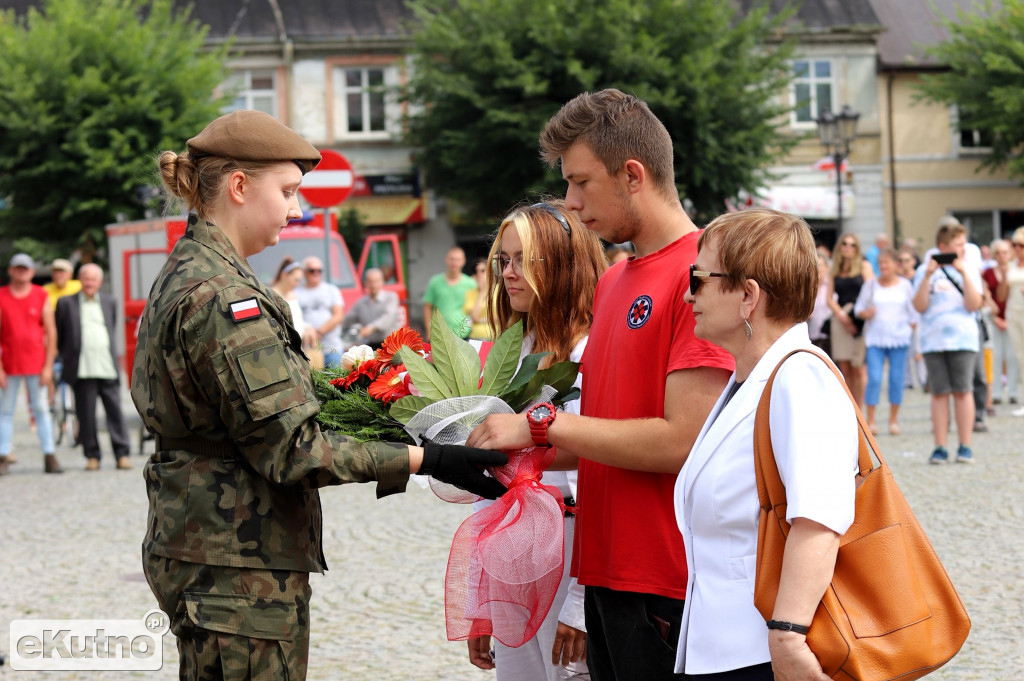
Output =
[{"x1": 299, "y1": 150, "x2": 355, "y2": 279}]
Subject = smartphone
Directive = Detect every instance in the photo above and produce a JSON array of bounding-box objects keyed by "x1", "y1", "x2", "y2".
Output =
[{"x1": 931, "y1": 252, "x2": 956, "y2": 265}]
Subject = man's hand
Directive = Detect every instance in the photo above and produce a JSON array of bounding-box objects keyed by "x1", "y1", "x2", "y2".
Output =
[
  {"x1": 420, "y1": 439, "x2": 508, "y2": 499},
  {"x1": 466, "y1": 636, "x2": 494, "y2": 670},
  {"x1": 466, "y1": 413, "x2": 533, "y2": 451},
  {"x1": 40, "y1": 366, "x2": 54, "y2": 396},
  {"x1": 551, "y1": 622, "x2": 586, "y2": 667},
  {"x1": 358, "y1": 325, "x2": 374, "y2": 339}
]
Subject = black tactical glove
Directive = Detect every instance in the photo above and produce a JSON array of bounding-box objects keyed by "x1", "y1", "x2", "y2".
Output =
[{"x1": 420, "y1": 438, "x2": 509, "y2": 500}]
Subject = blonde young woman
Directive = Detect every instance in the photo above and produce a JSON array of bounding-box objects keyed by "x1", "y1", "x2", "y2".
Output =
[
  {"x1": 466, "y1": 200, "x2": 606, "y2": 681},
  {"x1": 826, "y1": 233, "x2": 874, "y2": 410}
]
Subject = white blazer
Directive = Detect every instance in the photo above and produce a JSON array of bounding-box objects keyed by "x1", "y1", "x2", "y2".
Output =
[{"x1": 673, "y1": 323, "x2": 858, "y2": 674}]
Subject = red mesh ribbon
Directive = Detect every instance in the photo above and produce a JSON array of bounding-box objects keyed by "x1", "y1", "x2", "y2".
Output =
[{"x1": 441, "y1": 446, "x2": 566, "y2": 647}]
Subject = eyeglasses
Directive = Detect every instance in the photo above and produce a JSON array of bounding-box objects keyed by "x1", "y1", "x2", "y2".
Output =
[
  {"x1": 689, "y1": 264, "x2": 728, "y2": 296},
  {"x1": 840, "y1": 241, "x2": 856, "y2": 247},
  {"x1": 530, "y1": 203, "x2": 572, "y2": 241},
  {"x1": 491, "y1": 253, "x2": 543, "y2": 276},
  {"x1": 305, "y1": 268, "x2": 322, "y2": 274}
]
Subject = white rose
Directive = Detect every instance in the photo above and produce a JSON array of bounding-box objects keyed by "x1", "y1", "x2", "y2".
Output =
[{"x1": 341, "y1": 345, "x2": 375, "y2": 371}]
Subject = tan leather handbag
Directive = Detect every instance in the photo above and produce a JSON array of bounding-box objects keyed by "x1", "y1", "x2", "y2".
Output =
[{"x1": 753, "y1": 349, "x2": 970, "y2": 681}]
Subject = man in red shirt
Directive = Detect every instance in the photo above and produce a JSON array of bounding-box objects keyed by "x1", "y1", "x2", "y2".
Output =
[
  {"x1": 0, "y1": 253, "x2": 62, "y2": 475},
  {"x1": 469, "y1": 89, "x2": 734, "y2": 680}
]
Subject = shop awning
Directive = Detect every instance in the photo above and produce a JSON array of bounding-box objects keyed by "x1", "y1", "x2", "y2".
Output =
[
  {"x1": 345, "y1": 195, "x2": 427, "y2": 226},
  {"x1": 746, "y1": 185, "x2": 855, "y2": 220}
]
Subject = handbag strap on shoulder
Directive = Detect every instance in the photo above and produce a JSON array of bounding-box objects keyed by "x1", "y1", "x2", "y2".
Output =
[{"x1": 753, "y1": 349, "x2": 879, "y2": 515}]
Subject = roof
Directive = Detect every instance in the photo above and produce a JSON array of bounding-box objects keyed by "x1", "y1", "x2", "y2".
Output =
[
  {"x1": 0, "y1": 0, "x2": 416, "y2": 44},
  {"x1": 868, "y1": 0, "x2": 1003, "y2": 69},
  {"x1": 737, "y1": 0, "x2": 881, "y2": 33}
]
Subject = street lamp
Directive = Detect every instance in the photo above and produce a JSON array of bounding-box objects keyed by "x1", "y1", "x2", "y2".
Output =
[{"x1": 815, "y1": 104, "x2": 860, "y2": 232}]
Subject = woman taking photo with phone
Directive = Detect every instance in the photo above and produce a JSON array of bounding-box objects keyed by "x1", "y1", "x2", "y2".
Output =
[{"x1": 466, "y1": 200, "x2": 606, "y2": 681}]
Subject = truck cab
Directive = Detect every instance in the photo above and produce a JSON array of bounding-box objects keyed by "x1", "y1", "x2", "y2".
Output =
[{"x1": 106, "y1": 214, "x2": 407, "y2": 379}]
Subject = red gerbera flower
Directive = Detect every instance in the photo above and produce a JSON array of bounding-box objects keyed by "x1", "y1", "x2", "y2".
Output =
[
  {"x1": 330, "y1": 358, "x2": 385, "y2": 390},
  {"x1": 378, "y1": 327, "x2": 426, "y2": 366},
  {"x1": 367, "y1": 366, "x2": 412, "y2": 404}
]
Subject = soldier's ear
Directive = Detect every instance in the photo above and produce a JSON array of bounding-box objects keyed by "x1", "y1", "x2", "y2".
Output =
[{"x1": 225, "y1": 170, "x2": 250, "y2": 206}]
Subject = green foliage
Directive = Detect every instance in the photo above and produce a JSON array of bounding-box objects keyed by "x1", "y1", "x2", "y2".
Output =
[
  {"x1": 316, "y1": 386, "x2": 416, "y2": 444},
  {"x1": 404, "y1": 0, "x2": 797, "y2": 223},
  {"x1": 917, "y1": 0, "x2": 1024, "y2": 181},
  {"x1": 0, "y1": 0, "x2": 230, "y2": 249}
]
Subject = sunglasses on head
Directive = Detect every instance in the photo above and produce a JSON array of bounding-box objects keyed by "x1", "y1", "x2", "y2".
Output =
[
  {"x1": 530, "y1": 203, "x2": 572, "y2": 241},
  {"x1": 689, "y1": 263, "x2": 728, "y2": 296}
]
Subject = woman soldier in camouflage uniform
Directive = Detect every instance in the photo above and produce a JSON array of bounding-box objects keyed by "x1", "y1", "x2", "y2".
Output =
[{"x1": 133, "y1": 110, "x2": 507, "y2": 681}]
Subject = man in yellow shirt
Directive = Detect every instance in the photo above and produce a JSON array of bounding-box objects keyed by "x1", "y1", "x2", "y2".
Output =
[{"x1": 43, "y1": 259, "x2": 81, "y2": 308}]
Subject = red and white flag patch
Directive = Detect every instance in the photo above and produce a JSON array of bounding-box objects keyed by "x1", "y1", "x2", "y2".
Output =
[{"x1": 230, "y1": 298, "x2": 261, "y2": 322}]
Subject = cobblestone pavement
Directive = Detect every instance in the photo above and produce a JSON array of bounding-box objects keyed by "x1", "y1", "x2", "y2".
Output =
[{"x1": 1, "y1": 382, "x2": 1022, "y2": 679}]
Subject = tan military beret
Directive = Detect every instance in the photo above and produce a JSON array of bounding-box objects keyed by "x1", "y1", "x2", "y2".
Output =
[{"x1": 187, "y1": 110, "x2": 321, "y2": 174}]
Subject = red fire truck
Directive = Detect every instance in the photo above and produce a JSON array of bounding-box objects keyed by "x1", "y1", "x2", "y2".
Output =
[{"x1": 105, "y1": 213, "x2": 407, "y2": 377}]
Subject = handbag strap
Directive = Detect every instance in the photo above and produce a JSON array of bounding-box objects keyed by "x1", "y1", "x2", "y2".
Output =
[{"x1": 753, "y1": 349, "x2": 880, "y2": 520}]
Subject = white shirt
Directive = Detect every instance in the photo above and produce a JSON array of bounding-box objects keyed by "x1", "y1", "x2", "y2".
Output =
[
  {"x1": 854, "y1": 277, "x2": 919, "y2": 348},
  {"x1": 673, "y1": 323, "x2": 859, "y2": 674}
]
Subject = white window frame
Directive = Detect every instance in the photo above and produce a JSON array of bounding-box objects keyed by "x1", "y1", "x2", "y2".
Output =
[
  {"x1": 334, "y1": 65, "x2": 399, "y2": 140},
  {"x1": 790, "y1": 58, "x2": 836, "y2": 129},
  {"x1": 224, "y1": 69, "x2": 278, "y2": 117}
]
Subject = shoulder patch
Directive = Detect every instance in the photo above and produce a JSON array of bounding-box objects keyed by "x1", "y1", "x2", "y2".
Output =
[
  {"x1": 627, "y1": 295, "x2": 653, "y2": 329},
  {"x1": 230, "y1": 297, "x2": 261, "y2": 322}
]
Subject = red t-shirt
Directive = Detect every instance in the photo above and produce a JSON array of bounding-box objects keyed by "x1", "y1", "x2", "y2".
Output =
[
  {"x1": 572, "y1": 232, "x2": 734, "y2": 599},
  {"x1": 0, "y1": 285, "x2": 49, "y2": 376},
  {"x1": 982, "y1": 267, "x2": 1006, "y2": 320}
]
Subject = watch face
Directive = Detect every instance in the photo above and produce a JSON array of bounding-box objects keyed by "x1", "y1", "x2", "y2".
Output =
[{"x1": 531, "y1": 405, "x2": 551, "y2": 421}]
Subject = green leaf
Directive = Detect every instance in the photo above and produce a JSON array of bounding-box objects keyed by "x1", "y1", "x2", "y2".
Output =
[
  {"x1": 553, "y1": 387, "x2": 580, "y2": 407},
  {"x1": 542, "y1": 360, "x2": 580, "y2": 398},
  {"x1": 502, "y1": 371, "x2": 547, "y2": 413},
  {"x1": 480, "y1": 320, "x2": 523, "y2": 395},
  {"x1": 390, "y1": 395, "x2": 434, "y2": 425},
  {"x1": 429, "y1": 307, "x2": 482, "y2": 396},
  {"x1": 500, "y1": 352, "x2": 549, "y2": 397},
  {"x1": 398, "y1": 347, "x2": 453, "y2": 400}
]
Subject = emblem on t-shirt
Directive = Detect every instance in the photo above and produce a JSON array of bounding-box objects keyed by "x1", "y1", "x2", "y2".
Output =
[{"x1": 626, "y1": 295, "x2": 653, "y2": 329}]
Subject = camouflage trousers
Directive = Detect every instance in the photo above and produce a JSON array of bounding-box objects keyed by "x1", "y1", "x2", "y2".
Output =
[{"x1": 143, "y1": 550, "x2": 311, "y2": 681}]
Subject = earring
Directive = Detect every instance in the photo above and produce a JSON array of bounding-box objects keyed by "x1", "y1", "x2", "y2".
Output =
[{"x1": 743, "y1": 318, "x2": 753, "y2": 340}]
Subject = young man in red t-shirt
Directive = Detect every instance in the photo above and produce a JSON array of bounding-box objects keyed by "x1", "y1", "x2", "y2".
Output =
[
  {"x1": 468, "y1": 89, "x2": 734, "y2": 680},
  {"x1": 0, "y1": 253, "x2": 62, "y2": 475}
]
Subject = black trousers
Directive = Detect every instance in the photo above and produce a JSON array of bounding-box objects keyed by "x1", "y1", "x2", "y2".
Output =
[
  {"x1": 74, "y1": 378, "x2": 130, "y2": 460},
  {"x1": 585, "y1": 586, "x2": 685, "y2": 681}
]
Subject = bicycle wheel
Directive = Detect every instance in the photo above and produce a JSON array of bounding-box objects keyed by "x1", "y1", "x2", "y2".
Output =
[{"x1": 51, "y1": 390, "x2": 66, "y2": 446}]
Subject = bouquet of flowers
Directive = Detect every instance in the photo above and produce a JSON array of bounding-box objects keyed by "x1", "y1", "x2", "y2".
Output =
[{"x1": 313, "y1": 310, "x2": 581, "y2": 648}]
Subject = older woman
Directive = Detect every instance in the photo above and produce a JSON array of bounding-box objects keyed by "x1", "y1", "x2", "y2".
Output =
[
  {"x1": 1000, "y1": 228, "x2": 1024, "y2": 417},
  {"x1": 674, "y1": 208, "x2": 858, "y2": 680}
]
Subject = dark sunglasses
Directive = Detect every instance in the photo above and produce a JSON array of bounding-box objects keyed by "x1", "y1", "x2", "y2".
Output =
[
  {"x1": 689, "y1": 263, "x2": 728, "y2": 296},
  {"x1": 305, "y1": 268, "x2": 322, "y2": 274},
  {"x1": 531, "y1": 202, "x2": 572, "y2": 241}
]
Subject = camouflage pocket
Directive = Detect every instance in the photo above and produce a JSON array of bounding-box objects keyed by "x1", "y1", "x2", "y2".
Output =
[
  {"x1": 184, "y1": 591, "x2": 297, "y2": 641},
  {"x1": 225, "y1": 339, "x2": 311, "y2": 422}
]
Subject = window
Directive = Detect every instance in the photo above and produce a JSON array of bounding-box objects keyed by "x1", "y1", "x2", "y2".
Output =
[
  {"x1": 791, "y1": 60, "x2": 834, "y2": 126},
  {"x1": 959, "y1": 127, "x2": 993, "y2": 151},
  {"x1": 334, "y1": 66, "x2": 396, "y2": 138},
  {"x1": 223, "y1": 70, "x2": 277, "y2": 116}
]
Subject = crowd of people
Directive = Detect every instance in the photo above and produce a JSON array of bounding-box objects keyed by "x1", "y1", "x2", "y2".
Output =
[
  {"x1": 5, "y1": 90, "x2": 1000, "y2": 681},
  {"x1": 0, "y1": 254, "x2": 131, "y2": 475}
]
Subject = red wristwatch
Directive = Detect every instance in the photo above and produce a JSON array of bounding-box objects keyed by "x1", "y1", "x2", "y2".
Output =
[{"x1": 527, "y1": 402, "x2": 557, "y2": 447}]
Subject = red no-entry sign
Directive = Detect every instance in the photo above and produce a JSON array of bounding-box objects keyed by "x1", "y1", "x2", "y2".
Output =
[{"x1": 300, "y1": 149, "x2": 354, "y2": 208}]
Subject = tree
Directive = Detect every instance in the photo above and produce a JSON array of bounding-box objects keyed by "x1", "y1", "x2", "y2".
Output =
[
  {"x1": 917, "y1": 0, "x2": 1024, "y2": 181},
  {"x1": 404, "y1": 0, "x2": 796, "y2": 224},
  {"x1": 0, "y1": 0, "x2": 230, "y2": 254}
]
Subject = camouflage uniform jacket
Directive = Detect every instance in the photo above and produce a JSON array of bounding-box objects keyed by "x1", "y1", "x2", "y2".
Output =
[{"x1": 132, "y1": 215, "x2": 409, "y2": 573}]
